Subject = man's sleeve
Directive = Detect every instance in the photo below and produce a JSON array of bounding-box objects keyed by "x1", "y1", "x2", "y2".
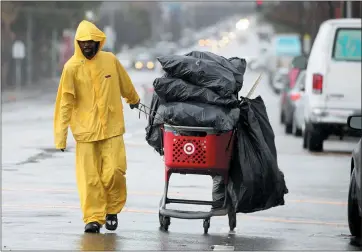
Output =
[
  {"x1": 115, "y1": 57, "x2": 140, "y2": 105},
  {"x1": 53, "y1": 66, "x2": 75, "y2": 149}
]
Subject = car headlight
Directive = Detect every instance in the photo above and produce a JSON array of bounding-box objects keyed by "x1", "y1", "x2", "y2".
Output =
[
  {"x1": 147, "y1": 61, "x2": 154, "y2": 69},
  {"x1": 135, "y1": 61, "x2": 143, "y2": 69},
  {"x1": 229, "y1": 32, "x2": 236, "y2": 39}
]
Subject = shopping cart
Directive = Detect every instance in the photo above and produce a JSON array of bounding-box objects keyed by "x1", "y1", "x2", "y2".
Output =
[
  {"x1": 138, "y1": 74, "x2": 263, "y2": 234},
  {"x1": 158, "y1": 124, "x2": 237, "y2": 234}
]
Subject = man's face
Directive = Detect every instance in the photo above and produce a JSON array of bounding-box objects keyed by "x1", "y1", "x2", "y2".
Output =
[{"x1": 78, "y1": 40, "x2": 98, "y2": 59}]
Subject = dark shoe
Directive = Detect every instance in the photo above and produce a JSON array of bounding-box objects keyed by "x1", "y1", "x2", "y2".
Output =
[
  {"x1": 84, "y1": 222, "x2": 101, "y2": 233},
  {"x1": 105, "y1": 214, "x2": 118, "y2": 231}
]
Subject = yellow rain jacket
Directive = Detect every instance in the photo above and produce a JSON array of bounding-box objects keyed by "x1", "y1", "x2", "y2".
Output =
[{"x1": 54, "y1": 20, "x2": 140, "y2": 149}]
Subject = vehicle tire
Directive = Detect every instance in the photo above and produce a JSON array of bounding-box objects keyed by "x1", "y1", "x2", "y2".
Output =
[
  {"x1": 295, "y1": 128, "x2": 303, "y2": 137},
  {"x1": 348, "y1": 170, "x2": 361, "y2": 238},
  {"x1": 285, "y1": 123, "x2": 293, "y2": 134},
  {"x1": 303, "y1": 129, "x2": 308, "y2": 149},
  {"x1": 307, "y1": 129, "x2": 323, "y2": 152},
  {"x1": 280, "y1": 112, "x2": 285, "y2": 124},
  {"x1": 292, "y1": 120, "x2": 303, "y2": 137}
]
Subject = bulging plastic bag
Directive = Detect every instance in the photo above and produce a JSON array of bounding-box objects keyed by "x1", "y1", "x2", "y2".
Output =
[
  {"x1": 153, "y1": 77, "x2": 239, "y2": 108},
  {"x1": 227, "y1": 96, "x2": 288, "y2": 213},
  {"x1": 155, "y1": 102, "x2": 240, "y2": 132},
  {"x1": 145, "y1": 93, "x2": 164, "y2": 155},
  {"x1": 185, "y1": 51, "x2": 246, "y2": 91},
  {"x1": 157, "y1": 55, "x2": 237, "y2": 97}
]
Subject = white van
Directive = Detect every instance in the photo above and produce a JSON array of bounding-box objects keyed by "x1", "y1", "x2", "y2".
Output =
[{"x1": 303, "y1": 19, "x2": 361, "y2": 152}]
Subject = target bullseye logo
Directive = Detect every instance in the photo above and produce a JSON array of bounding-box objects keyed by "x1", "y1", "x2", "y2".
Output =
[{"x1": 183, "y1": 143, "x2": 195, "y2": 155}]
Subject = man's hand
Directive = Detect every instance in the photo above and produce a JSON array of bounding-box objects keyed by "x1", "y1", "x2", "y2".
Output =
[{"x1": 130, "y1": 100, "x2": 140, "y2": 110}]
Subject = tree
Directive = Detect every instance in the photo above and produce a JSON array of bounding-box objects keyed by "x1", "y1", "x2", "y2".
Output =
[{"x1": 2, "y1": 1, "x2": 102, "y2": 87}]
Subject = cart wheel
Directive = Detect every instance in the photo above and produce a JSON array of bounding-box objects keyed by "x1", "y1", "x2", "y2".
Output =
[
  {"x1": 228, "y1": 211, "x2": 237, "y2": 231},
  {"x1": 159, "y1": 214, "x2": 170, "y2": 231},
  {"x1": 203, "y1": 218, "x2": 210, "y2": 234}
]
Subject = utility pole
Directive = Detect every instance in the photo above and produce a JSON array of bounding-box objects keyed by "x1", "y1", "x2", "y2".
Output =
[
  {"x1": 346, "y1": 1, "x2": 352, "y2": 18},
  {"x1": 26, "y1": 12, "x2": 33, "y2": 86},
  {"x1": 51, "y1": 29, "x2": 58, "y2": 79}
]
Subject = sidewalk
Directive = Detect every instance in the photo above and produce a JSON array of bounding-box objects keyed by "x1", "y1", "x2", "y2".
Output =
[{"x1": 1, "y1": 77, "x2": 59, "y2": 104}]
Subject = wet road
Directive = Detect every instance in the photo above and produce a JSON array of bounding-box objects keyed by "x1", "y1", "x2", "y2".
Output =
[{"x1": 2, "y1": 28, "x2": 360, "y2": 251}]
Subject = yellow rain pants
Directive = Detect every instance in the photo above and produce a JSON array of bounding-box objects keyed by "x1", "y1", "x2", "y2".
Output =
[
  {"x1": 76, "y1": 135, "x2": 127, "y2": 225},
  {"x1": 53, "y1": 20, "x2": 140, "y2": 225}
]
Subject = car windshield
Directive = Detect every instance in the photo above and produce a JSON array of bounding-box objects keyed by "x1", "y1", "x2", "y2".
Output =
[
  {"x1": 138, "y1": 53, "x2": 152, "y2": 60},
  {"x1": 332, "y1": 28, "x2": 361, "y2": 61}
]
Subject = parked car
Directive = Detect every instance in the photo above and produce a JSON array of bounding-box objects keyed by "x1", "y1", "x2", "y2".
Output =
[
  {"x1": 132, "y1": 52, "x2": 157, "y2": 71},
  {"x1": 347, "y1": 115, "x2": 361, "y2": 238},
  {"x1": 272, "y1": 68, "x2": 289, "y2": 94},
  {"x1": 116, "y1": 52, "x2": 132, "y2": 70},
  {"x1": 280, "y1": 70, "x2": 306, "y2": 135},
  {"x1": 303, "y1": 19, "x2": 361, "y2": 152},
  {"x1": 288, "y1": 55, "x2": 308, "y2": 89},
  {"x1": 293, "y1": 74, "x2": 307, "y2": 137}
]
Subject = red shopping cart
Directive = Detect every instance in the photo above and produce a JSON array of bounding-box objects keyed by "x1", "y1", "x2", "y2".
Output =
[{"x1": 158, "y1": 124, "x2": 237, "y2": 234}]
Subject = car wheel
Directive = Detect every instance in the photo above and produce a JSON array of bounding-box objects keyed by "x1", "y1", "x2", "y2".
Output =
[
  {"x1": 285, "y1": 122, "x2": 293, "y2": 134},
  {"x1": 280, "y1": 112, "x2": 285, "y2": 124},
  {"x1": 303, "y1": 129, "x2": 308, "y2": 149},
  {"x1": 348, "y1": 170, "x2": 361, "y2": 238},
  {"x1": 292, "y1": 119, "x2": 303, "y2": 137},
  {"x1": 307, "y1": 129, "x2": 323, "y2": 152}
]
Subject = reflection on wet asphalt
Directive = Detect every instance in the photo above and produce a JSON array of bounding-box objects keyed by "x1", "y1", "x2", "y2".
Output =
[{"x1": 2, "y1": 27, "x2": 361, "y2": 251}]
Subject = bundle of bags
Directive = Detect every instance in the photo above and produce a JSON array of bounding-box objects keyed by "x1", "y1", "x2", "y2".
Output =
[{"x1": 145, "y1": 51, "x2": 288, "y2": 213}]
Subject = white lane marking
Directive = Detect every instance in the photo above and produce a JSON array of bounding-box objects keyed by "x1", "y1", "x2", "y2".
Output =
[{"x1": 212, "y1": 245, "x2": 235, "y2": 251}]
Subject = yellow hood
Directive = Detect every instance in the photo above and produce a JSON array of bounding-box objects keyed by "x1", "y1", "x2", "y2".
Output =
[{"x1": 74, "y1": 20, "x2": 106, "y2": 58}]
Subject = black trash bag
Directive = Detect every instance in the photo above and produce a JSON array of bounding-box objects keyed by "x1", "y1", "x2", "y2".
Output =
[
  {"x1": 157, "y1": 55, "x2": 237, "y2": 97},
  {"x1": 145, "y1": 93, "x2": 164, "y2": 155},
  {"x1": 153, "y1": 77, "x2": 239, "y2": 108},
  {"x1": 229, "y1": 57, "x2": 247, "y2": 78},
  {"x1": 154, "y1": 102, "x2": 240, "y2": 132},
  {"x1": 185, "y1": 51, "x2": 246, "y2": 91},
  {"x1": 249, "y1": 96, "x2": 278, "y2": 159},
  {"x1": 227, "y1": 96, "x2": 288, "y2": 213}
]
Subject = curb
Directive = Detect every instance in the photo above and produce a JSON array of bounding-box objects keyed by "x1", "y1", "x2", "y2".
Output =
[{"x1": 2, "y1": 78, "x2": 59, "y2": 104}]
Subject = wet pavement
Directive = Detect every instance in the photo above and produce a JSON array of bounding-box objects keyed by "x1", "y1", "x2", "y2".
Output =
[{"x1": 2, "y1": 28, "x2": 360, "y2": 251}]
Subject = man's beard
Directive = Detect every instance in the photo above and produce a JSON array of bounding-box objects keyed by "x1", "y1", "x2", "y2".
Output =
[{"x1": 83, "y1": 48, "x2": 96, "y2": 58}]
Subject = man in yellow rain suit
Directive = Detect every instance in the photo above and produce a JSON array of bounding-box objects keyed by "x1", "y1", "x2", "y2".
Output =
[{"x1": 54, "y1": 20, "x2": 140, "y2": 233}]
